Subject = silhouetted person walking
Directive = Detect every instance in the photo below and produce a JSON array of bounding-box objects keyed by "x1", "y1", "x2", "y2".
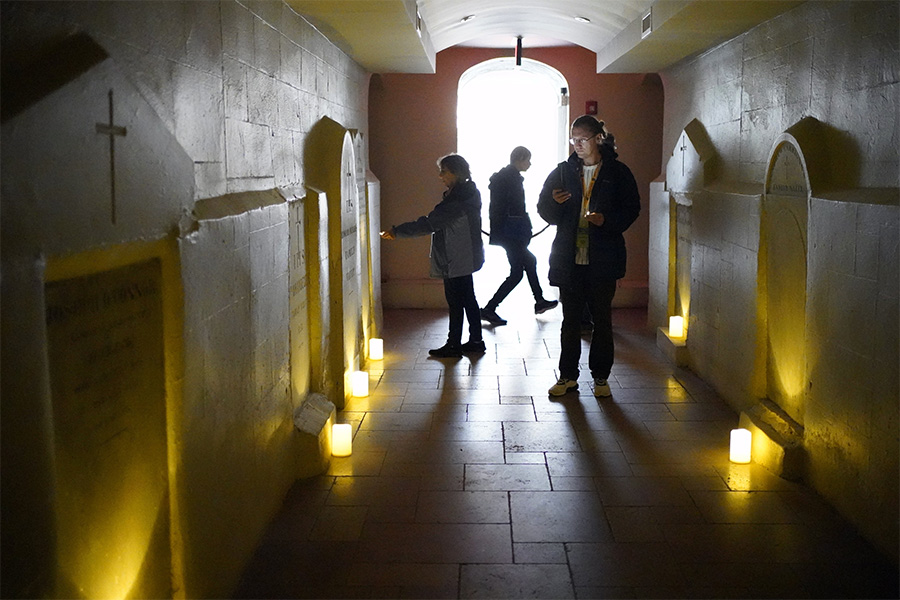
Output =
[{"x1": 481, "y1": 146, "x2": 557, "y2": 326}]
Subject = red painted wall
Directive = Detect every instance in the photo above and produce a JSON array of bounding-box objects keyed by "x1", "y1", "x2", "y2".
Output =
[{"x1": 370, "y1": 45, "x2": 664, "y2": 304}]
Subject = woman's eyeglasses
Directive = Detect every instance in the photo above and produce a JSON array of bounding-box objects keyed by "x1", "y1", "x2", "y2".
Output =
[{"x1": 569, "y1": 135, "x2": 597, "y2": 146}]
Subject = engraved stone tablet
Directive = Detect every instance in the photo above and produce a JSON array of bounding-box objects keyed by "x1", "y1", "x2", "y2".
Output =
[
  {"x1": 45, "y1": 258, "x2": 170, "y2": 598},
  {"x1": 767, "y1": 140, "x2": 809, "y2": 198},
  {"x1": 341, "y1": 133, "x2": 363, "y2": 373}
]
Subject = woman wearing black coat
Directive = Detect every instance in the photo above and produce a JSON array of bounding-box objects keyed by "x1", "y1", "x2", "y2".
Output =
[{"x1": 537, "y1": 116, "x2": 640, "y2": 398}]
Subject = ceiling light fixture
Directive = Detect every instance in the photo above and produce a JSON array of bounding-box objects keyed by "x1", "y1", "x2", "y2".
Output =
[
  {"x1": 574, "y1": 16, "x2": 591, "y2": 23},
  {"x1": 641, "y1": 10, "x2": 652, "y2": 38}
]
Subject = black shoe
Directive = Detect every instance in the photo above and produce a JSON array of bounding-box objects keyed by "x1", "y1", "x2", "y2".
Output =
[
  {"x1": 428, "y1": 343, "x2": 462, "y2": 358},
  {"x1": 480, "y1": 308, "x2": 507, "y2": 325},
  {"x1": 534, "y1": 299, "x2": 559, "y2": 314},
  {"x1": 461, "y1": 340, "x2": 486, "y2": 354}
]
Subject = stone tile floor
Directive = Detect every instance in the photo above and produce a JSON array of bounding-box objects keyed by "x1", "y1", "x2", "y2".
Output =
[{"x1": 235, "y1": 303, "x2": 898, "y2": 599}]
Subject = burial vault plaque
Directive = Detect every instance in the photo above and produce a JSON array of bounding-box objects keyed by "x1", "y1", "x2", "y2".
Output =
[{"x1": 45, "y1": 258, "x2": 170, "y2": 597}]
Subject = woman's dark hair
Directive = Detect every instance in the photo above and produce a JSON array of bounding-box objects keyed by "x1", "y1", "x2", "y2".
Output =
[
  {"x1": 437, "y1": 153, "x2": 472, "y2": 181},
  {"x1": 572, "y1": 114, "x2": 616, "y2": 149}
]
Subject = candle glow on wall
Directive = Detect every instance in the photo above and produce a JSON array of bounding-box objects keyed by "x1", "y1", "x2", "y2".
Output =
[
  {"x1": 669, "y1": 315, "x2": 685, "y2": 338},
  {"x1": 369, "y1": 338, "x2": 383, "y2": 360},
  {"x1": 730, "y1": 428, "x2": 752, "y2": 463},
  {"x1": 351, "y1": 370, "x2": 368, "y2": 397},
  {"x1": 332, "y1": 423, "x2": 352, "y2": 457}
]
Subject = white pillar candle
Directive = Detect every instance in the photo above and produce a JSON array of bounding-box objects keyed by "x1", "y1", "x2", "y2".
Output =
[
  {"x1": 332, "y1": 423, "x2": 352, "y2": 457},
  {"x1": 669, "y1": 315, "x2": 685, "y2": 338},
  {"x1": 730, "y1": 428, "x2": 752, "y2": 463},
  {"x1": 369, "y1": 338, "x2": 383, "y2": 360},
  {"x1": 351, "y1": 370, "x2": 369, "y2": 397}
]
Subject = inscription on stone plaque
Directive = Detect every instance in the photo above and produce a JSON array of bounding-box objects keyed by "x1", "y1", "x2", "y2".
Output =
[
  {"x1": 45, "y1": 258, "x2": 169, "y2": 598},
  {"x1": 341, "y1": 136, "x2": 363, "y2": 374},
  {"x1": 767, "y1": 141, "x2": 809, "y2": 197}
]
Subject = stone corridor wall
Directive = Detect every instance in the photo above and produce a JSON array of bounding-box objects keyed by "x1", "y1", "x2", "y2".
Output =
[
  {"x1": 652, "y1": 0, "x2": 899, "y2": 562},
  {"x1": 0, "y1": 1, "x2": 375, "y2": 598}
]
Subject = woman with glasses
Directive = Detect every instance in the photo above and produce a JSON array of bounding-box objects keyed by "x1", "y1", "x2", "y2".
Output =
[
  {"x1": 537, "y1": 115, "x2": 641, "y2": 398},
  {"x1": 380, "y1": 153, "x2": 485, "y2": 358}
]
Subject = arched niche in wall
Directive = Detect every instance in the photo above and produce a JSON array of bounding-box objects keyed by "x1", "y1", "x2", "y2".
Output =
[
  {"x1": 339, "y1": 131, "x2": 365, "y2": 382},
  {"x1": 304, "y1": 117, "x2": 369, "y2": 408},
  {"x1": 762, "y1": 119, "x2": 819, "y2": 428},
  {"x1": 348, "y1": 132, "x2": 377, "y2": 360},
  {"x1": 364, "y1": 170, "x2": 383, "y2": 339},
  {"x1": 664, "y1": 119, "x2": 716, "y2": 334}
]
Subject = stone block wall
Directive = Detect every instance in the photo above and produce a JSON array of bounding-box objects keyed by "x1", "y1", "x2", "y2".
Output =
[
  {"x1": 687, "y1": 190, "x2": 764, "y2": 408},
  {"x1": 0, "y1": 1, "x2": 374, "y2": 597},
  {"x1": 805, "y1": 196, "x2": 899, "y2": 545},
  {"x1": 653, "y1": 0, "x2": 899, "y2": 562},
  {"x1": 180, "y1": 198, "x2": 296, "y2": 594},
  {"x1": 660, "y1": 1, "x2": 898, "y2": 189}
]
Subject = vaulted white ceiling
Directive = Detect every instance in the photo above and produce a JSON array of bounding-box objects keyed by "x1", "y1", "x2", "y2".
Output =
[{"x1": 286, "y1": 0, "x2": 805, "y2": 74}]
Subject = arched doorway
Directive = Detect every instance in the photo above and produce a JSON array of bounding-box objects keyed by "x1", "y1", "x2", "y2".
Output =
[{"x1": 457, "y1": 57, "x2": 569, "y2": 302}]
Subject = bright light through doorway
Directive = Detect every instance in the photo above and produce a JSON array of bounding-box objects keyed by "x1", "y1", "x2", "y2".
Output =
[{"x1": 457, "y1": 57, "x2": 569, "y2": 305}]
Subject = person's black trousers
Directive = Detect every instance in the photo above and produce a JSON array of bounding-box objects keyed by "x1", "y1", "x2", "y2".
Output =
[
  {"x1": 486, "y1": 242, "x2": 544, "y2": 309},
  {"x1": 558, "y1": 266, "x2": 617, "y2": 381},
  {"x1": 444, "y1": 274, "x2": 482, "y2": 346}
]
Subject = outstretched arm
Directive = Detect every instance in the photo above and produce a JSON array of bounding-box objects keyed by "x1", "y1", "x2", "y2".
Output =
[{"x1": 391, "y1": 215, "x2": 433, "y2": 238}]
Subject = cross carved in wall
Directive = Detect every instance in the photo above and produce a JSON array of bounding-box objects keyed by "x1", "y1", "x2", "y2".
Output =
[
  {"x1": 345, "y1": 170, "x2": 354, "y2": 213},
  {"x1": 678, "y1": 132, "x2": 688, "y2": 177},
  {"x1": 95, "y1": 89, "x2": 127, "y2": 224}
]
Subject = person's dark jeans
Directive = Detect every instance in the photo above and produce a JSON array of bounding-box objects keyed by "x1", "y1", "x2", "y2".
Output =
[
  {"x1": 558, "y1": 267, "x2": 617, "y2": 381},
  {"x1": 486, "y1": 241, "x2": 544, "y2": 309},
  {"x1": 444, "y1": 274, "x2": 482, "y2": 346}
]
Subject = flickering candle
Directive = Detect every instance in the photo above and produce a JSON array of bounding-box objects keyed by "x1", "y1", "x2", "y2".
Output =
[
  {"x1": 351, "y1": 370, "x2": 369, "y2": 397},
  {"x1": 730, "y1": 428, "x2": 752, "y2": 463},
  {"x1": 669, "y1": 315, "x2": 685, "y2": 338},
  {"x1": 369, "y1": 338, "x2": 383, "y2": 360},
  {"x1": 332, "y1": 423, "x2": 352, "y2": 457}
]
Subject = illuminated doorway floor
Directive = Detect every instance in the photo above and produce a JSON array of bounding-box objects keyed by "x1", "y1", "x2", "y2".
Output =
[{"x1": 235, "y1": 305, "x2": 897, "y2": 599}]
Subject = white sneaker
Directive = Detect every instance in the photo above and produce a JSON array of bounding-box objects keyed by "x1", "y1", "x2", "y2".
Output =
[
  {"x1": 549, "y1": 378, "x2": 578, "y2": 396},
  {"x1": 593, "y1": 378, "x2": 611, "y2": 397}
]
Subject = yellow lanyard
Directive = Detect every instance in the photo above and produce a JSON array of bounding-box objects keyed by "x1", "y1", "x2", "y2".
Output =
[{"x1": 579, "y1": 165, "x2": 599, "y2": 217}]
